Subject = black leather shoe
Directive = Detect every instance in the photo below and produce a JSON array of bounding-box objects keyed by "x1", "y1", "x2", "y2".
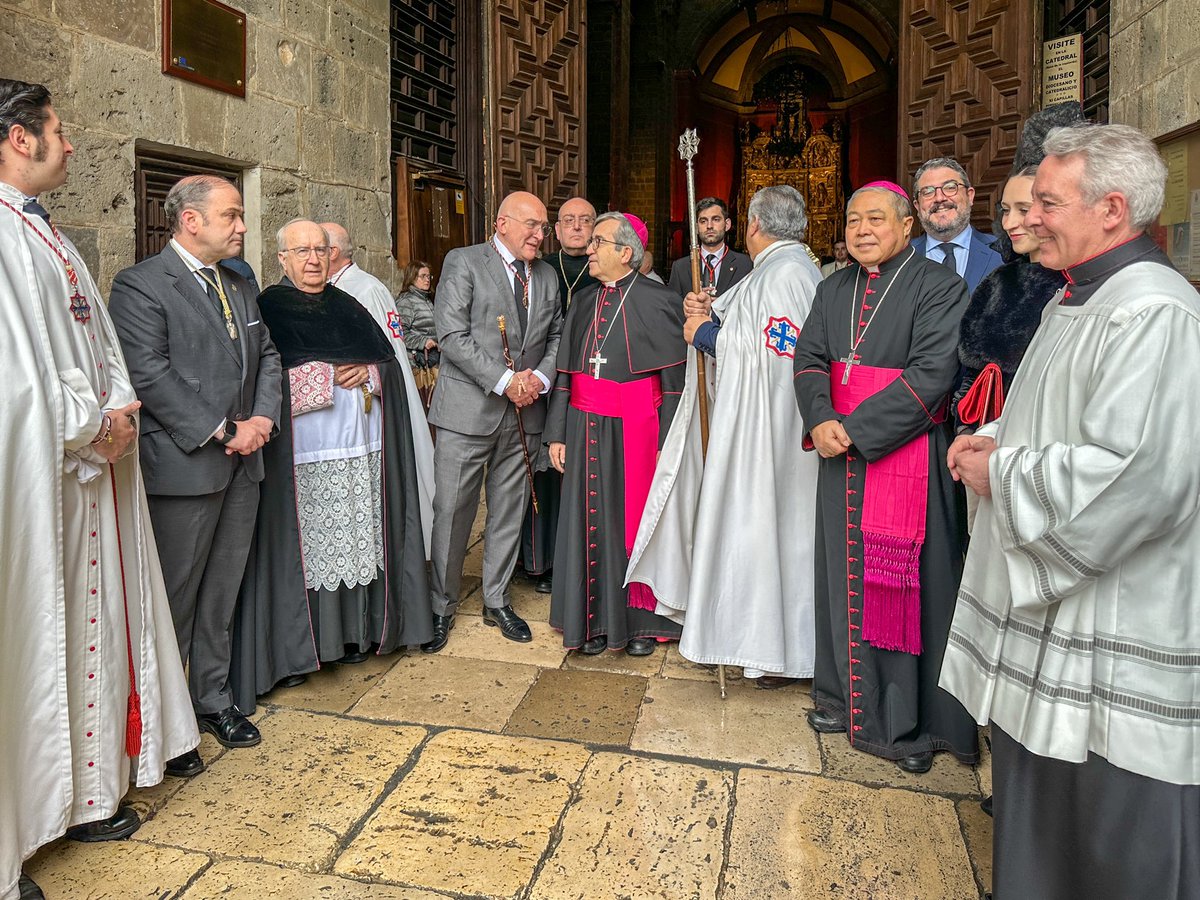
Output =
[
  {"x1": 535, "y1": 575, "x2": 553, "y2": 594},
  {"x1": 197, "y1": 706, "x2": 261, "y2": 748},
  {"x1": 579, "y1": 635, "x2": 607, "y2": 655},
  {"x1": 19, "y1": 874, "x2": 44, "y2": 900},
  {"x1": 276, "y1": 673, "x2": 307, "y2": 689},
  {"x1": 756, "y1": 676, "x2": 800, "y2": 689},
  {"x1": 165, "y1": 749, "x2": 204, "y2": 778},
  {"x1": 65, "y1": 805, "x2": 140, "y2": 842},
  {"x1": 898, "y1": 751, "x2": 934, "y2": 774},
  {"x1": 625, "y1": 637, "x2": 657, "y2": 656},
  {"x1": 806, "y1": 708, "x2": 846, "y2": 734},
  {"x1": 338, "y1": 648, "x2": 370, "y2": 664},
  {"x1": 422, "y1": 613, "x2": 455, "y2": 653},
  {"x1": 981, "y1": 794, "x2": 993, "y2": 817},
  {"x1": 483, "y1": 605, "x2": 532, "y2": 642}
]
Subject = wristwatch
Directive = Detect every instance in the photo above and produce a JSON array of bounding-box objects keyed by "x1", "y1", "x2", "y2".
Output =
[{"x1": 216, "y1": 420, "x2": 238, "y2": 445}]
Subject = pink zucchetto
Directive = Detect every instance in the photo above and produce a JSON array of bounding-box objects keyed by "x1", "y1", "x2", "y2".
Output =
[
  {"x1": 623, "y1": 213, "x2": 649, "y2": 249},
  {"x1": 859, "y1": 180, "x2": 910, "y2": 199}
]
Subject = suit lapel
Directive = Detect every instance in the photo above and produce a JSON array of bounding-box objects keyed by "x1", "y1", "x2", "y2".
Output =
[
  {"x1": 719, "y1": 254, "x2": 740, "y2": 293},
  {"x1": 162, "y1": 247, "x2": 242, "y2": 367},
  {"x1": 483, "y1": 243, "x2": 524, "y2": 345}
]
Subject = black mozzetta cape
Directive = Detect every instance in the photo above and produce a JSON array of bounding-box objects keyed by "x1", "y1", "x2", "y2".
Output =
[
  {"x1": 257, "y1": 280, "x2": 395, "y2": 368},
  {"x1": 230, "y1": 280, "x2": 432, "y2": 712}
]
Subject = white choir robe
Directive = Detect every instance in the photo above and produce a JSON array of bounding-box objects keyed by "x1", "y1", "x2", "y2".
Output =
[
  {"x1": 332, "y1": 261, "x2": 435, "y2": 557},
  {"x1": 627, "y1": 240, "x2": 821, "y2": 678},
  {"x1": 0, "y1": 181, "x2": 198, "y2": 900}
]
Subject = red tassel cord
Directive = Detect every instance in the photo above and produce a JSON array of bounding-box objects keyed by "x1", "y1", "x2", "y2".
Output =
[{"x1": 109, "y1": 466, "x2": 142, "y2": 757}]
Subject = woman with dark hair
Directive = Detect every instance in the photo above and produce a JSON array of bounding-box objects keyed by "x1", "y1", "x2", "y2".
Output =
[{"x1": 394, "y1": 260, "x2": 437, "y2": 405}]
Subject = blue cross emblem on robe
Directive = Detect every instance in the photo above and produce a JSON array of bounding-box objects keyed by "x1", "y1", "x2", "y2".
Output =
[
  {"x1": 387, "y1": 311, "x2": 404, "y2": 339},
  {"x1": 764, "y1": 315, "x2": 800, "y2": 358}
]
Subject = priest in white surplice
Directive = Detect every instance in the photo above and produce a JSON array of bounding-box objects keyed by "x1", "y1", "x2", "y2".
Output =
[
  {"x1": 942, "y1": 124, "x2": 1200, "y2": 900},
  {"x1": 0, "y1": 80, "x2": 198, "y2": 900},
  {"x1": 322, "y1": 221, "x2": 434, "y2": 557},
  {"x1": 627, "y1": 186, "x2": 821, "y2": 686}
]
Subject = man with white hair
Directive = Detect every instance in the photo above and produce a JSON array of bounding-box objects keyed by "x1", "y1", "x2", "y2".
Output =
[
  {"x1": 546, "y1": 212, "x2": 688, "y2": 655},
  {"x1": 628, "y1": 186, "x2": 821, "y2": 686},
  {"x1": 942, "y1": 123, "x2": 1200, "y2": 899}
]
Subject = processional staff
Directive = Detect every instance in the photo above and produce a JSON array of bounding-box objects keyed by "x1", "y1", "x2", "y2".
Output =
[
  {"x1": 498, "y1": 315, "x2": 539, "y2": 514},
  {"x1": 679, "y1": 128, "x2": 727, "y2": 699}
]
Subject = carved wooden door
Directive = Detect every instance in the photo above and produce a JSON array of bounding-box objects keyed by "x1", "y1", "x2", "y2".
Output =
[
  {"x1": 899, "y1": 0, "x2": 1038, "y2": 227},
  {"x1": 489, "y1": 0, "x2": 586, "y2": 220}
]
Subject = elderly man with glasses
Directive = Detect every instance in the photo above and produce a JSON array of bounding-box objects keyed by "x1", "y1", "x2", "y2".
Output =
[
  {"x1": 910, "y1": 157, "x2": 1002, "y2": 292},
  {"x1": 225, "y1": 218, "x2": 433, "y2": 709},
  {"x1": 422, "y1": 191, "x2": 564, "y2": 652},
  {"x1": 545, "y1": 212, "x2": 688, "y2": 656}
]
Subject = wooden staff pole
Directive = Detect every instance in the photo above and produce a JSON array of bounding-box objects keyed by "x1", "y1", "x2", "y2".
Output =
[{"x1": 498, "y1": 315, "x2": 539, "y2": 514}]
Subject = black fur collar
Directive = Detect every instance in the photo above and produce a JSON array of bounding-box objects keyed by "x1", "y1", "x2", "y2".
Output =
[{"x1": 958, "y1": 260, "x2": 1065, "y2": 372}]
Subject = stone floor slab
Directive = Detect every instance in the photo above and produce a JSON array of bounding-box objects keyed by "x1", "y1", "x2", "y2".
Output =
[
  {"x1": 724, "y1": 768, "x2": 978, "y2": 900},
  {"x1": 180, "y1": 860, "x2": 448, "y2": 898},
  {"x1": 260, "y1": 651, "x2": 403, "y2": 714},
  {"x1": 504, "y1": 668, "x2": 647, "y2": 745},
  {"x1": 630, "y1": 676, "x2": 821, "y2": 773},
  {"x1": 125, "y1": 731, "x2": 228, "y2": 820},
  {"x1": 138, "y1": 709, "x2": 425, "y2": 870},
  {"x1": 561, "y1": 644, "x2": 666, "y2": 676},
  {"x1": 529, "y1": 752, "x2": 731, "y2": 900},
  {"x1": 660, "y1": 644, "x2": 746, "y2": 683},
  {"x1": 24, "y1": 837, "x2": 209, "y2": 899},
  {"x1": 819, "y1": 730, "x2": 981, "y2": 796},
  {"x1": 350, "y1": 652, "x2": 539, "y2": 730},
  {"x1": 439, "y1": 614, "x2": 568, "y2": 668},
  {"x1": 958, "y1": 798, "x2": 994, "y2": 896},
  {"x1": 335, "y1": 729, "x2": 590, "y2": 898}
]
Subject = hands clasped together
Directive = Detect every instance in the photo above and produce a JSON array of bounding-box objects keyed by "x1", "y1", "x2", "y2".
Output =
[
  {"x1": 946, "y1": 434, "x2": 996, "y2": 498},
  {"x1": 504, "y1": 368, "x2": 542, "y2": 409}
]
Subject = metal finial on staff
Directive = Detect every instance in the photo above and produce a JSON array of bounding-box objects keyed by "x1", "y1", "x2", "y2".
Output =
[
  {"x1": 679, "y1": 127, "x2": 725, "y2": 700},
  {"x1": 498, "y1": 315, "x2": 539, "y2": 514}
]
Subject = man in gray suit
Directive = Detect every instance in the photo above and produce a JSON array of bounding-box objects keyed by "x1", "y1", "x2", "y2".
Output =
[
  {"x1": 109, "y1": 175, "x2": 281, "y2": 762},
  {"x1": 423, "y1": 190, "x2": 563, "y2": 652}
]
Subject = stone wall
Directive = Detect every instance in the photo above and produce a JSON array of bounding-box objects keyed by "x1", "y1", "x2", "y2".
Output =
[
  {"x1": 0, "y1": 0, "x2": 396, "y2": 293},
  {"x1": 1109, "y1": 0, "x2": 1200, "y2": 138}
]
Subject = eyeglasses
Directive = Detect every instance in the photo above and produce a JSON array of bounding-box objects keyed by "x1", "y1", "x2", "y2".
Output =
[
  {"x1": 915, "y1": 180, "x2": 967, "y2": 200},
  {"x1": 558, "y1": 215, "x2": 595, "y2": 228},
  {"x1": 416, "y1": 272, "x2": 432, "y2": 280},
  {"x1": 499, "y1": 215, "x2": 552, "y2": 237},
  {"x1": 586, "y1": 235, "x2": 627, "y2": 250},
  {"x1": 282, "y1": 246, "x2": 330, "y2": 259}
]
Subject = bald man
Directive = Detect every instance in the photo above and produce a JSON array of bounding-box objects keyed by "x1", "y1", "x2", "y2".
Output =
[{"x1": 423, "y1": 191, "x2": 564, "y2": 651}]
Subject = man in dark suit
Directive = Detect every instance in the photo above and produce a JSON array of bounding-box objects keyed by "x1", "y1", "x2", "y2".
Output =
[
  {"x1": 910, "y1": 157, "x2": 1004, "y2": 293},
  {"x1": 423, "y1": 190, "x2": 563, "y2": 652},
  {"x1": 108, "y1": 175, "x2": 281, "y2": 761},
  {"x1": 667, "y1": 197, "x2": 752, "y2": 300}
]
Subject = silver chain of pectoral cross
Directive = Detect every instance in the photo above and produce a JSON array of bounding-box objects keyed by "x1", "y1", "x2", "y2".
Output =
[
  {"x1": 588, "y1": 272, "x2": 638, "y2": 379},
  {"x1": 839, "y1": 248, "x2": 915, "y2": 385}
]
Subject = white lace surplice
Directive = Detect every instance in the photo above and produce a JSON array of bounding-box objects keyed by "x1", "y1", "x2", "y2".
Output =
[{"x1": 292, "y1": 382, "x2": 385, "y2": 591}]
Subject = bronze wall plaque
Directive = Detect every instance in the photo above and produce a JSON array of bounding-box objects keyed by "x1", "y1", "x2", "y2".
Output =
[{"x1": 162, "y1": 0, "x2": 247, "y2": 98}]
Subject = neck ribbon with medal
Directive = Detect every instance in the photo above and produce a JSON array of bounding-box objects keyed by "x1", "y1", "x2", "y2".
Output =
[{"x1": 0, "y1": 196, "x2": 92, "y2": 324}]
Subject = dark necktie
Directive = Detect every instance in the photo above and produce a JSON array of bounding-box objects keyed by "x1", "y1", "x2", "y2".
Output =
[
  {"x1": 938, "y1": 242, "x2": 958, "y2": 271},
  {"x1": 512, "y1": 260, "x2": 529, "y2": 333},
  {"x1": 23, "y1": 198, "x2": 51, "y2": 224},
  {"x1": 197, "y1": 267, "x2": 223, "y2": 307},
  {"x1": 704, "y1": 253, "x2": 718, "y2": 288}
]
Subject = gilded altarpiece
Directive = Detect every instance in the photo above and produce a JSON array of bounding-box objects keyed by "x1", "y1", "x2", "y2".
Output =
[{"x1": 738, "y1": 125, "x2": 844, "y2": 258}]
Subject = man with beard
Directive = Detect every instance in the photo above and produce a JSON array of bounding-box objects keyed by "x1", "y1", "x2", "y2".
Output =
[
  {"x1": 520, "y1": 198, "x2": 598, "y2": 594},
  {"x1": 230, "y1": 219, "x2": 431, "y2": 708},
  {"x1": 793, "y1": 180, "x2": 977, "y2": 774},
  {"x1": 547, "y1": 212, "x2": 688, "y2": 656},
  {"x1": 942, "y1": 124, "x2": 1200, "y2": 900},
  {"x1": 0, "y1": 77, "x2": 199, "y2": 900},
  {"x1": 910, "y1": 158, "x2": 1002, "y2": 292}
]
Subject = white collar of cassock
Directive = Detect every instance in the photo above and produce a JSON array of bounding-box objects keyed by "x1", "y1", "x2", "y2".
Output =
[{"x1": 603, "y1": 268, "x2": 636, "y2": 288}]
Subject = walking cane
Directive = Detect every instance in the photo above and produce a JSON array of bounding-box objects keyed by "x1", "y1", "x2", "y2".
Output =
[
  {"x1": 498, "y1": 315, "x2": 539, "y2": 514},
  {"x1": 679, "y1": 128, "x2": 727, "y2": 700}
]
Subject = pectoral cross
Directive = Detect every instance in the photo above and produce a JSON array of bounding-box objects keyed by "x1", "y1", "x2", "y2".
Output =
[
  {"x1": 839, "y1": 353, "x2": 858, "y2": 385},
  {"x1": 589, "y1": 353, "x2": 607, "y2": 379}
]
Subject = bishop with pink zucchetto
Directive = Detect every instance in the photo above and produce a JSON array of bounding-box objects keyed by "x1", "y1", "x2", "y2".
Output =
[{"x1": 791, "y1": 181, "x2": 978, "y2": 775}]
